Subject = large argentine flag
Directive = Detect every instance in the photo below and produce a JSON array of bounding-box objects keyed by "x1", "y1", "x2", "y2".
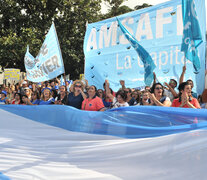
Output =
[{"x1": 1, "y1": 105, "x2": 207, "y2": 180}]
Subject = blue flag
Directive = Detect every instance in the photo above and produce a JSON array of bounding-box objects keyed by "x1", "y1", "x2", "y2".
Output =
[
  {"x1": 60, "y1": 74, "x2": 64, "y2": 86},
  {"x1": 117, "y1": 18, "x2": 156, "y2": 86},
  {"x1": 24, "y1": 45, "x2": 36, "y2": 71},
  {"x1": 24, "y1": 23, "x2": 65, "y2": 82},
  {"x1": 181, "y1": 0, "x2": 203, "y2": 72}
]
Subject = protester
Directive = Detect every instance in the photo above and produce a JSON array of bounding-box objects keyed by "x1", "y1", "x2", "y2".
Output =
[
  {"x1": 172, "y1": 82, "x2": 200, "y2": 109},
  {"x1": 55, "y1": 85, "x2": 68, "y2": 105},
  {"x1": 139, "y1": 90, "x2": 151, "y2": 106},
  {"x1": 21, "y1": 95, "x2": 29, "y2": 105},
  {"x1": 105, "y1": 80, "x2": 129, "y2": 108},
  {"x1": 103, "y1": 81, "x2": 115, "y2": 104},
  {"x1": 97, "y1": 89, "x2": 104, "y2": 99},
  {"x1": 82, "y1": 85, "x2": 105, "y2": 111},
  {"x1": 30, "y1": 91, "x2": 40, "y2": 105},
  {"x1": 0, "y1": 90, "x2": 8, "y2": 104},
  {"x1": 131, "y1": 90, "x2": 140, "y2": 104},
  {"x1": 39, "y1": 88, "x2": 54, "y2": 105},
  {"x1": 11, "y1": 93, "x2": 22, "y2": 104},
  {"x1": 24, "y1": 87, "x2": 32, "y2": 100},
  {"x1": 67, "y1": 80, "x2": 86, "y2": 109},
  {"x1": 125, "y1": 88, "x2": 137, "y2": 106},
  {"x1": 179, "y1": 65, "x2": 198, "y2": 98},
  {"x1": 149, "y1": 83, "x2": 171, "y2": 107},
  {"x1": 163, "y1": 79, "x2": 178, "y2": 102},
  {"x1": 19, "y1": 80, "x2": 28, "y2": 95}
]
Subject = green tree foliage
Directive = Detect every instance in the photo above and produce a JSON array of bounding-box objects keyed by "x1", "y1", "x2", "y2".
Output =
[
  {"x1": 134, "y1": 3, "x2": 152, "y2": 10},
  {"x1": 0, "y1": 0, "x2": 151, "y2": 80},
  {"x1": 0, "y1": 0, "x2": 102, "y2": 79},
  {"x1": 102, "y1": 0, "x2": 133, "y2": 18}
]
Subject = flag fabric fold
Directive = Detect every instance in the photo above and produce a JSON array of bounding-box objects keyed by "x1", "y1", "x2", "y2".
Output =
[
  {"x1": 181, "y1": 0, "x2": 203, "y2": 72},
  {"x1": 1, "y1": 105, "x2": 207, "y2": 179},
  {"x1": 117, "y1": 18, "x2": 156, "y2": 86}
]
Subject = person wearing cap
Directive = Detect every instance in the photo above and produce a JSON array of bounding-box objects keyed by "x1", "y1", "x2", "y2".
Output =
[
  {"x1": 39, "y1": 88, "x2": 55, "y2": 105},
  {"x1": 0, "y1": 90, "x2": 9, "y2": 104},
  {"x1": 24, "y1": 87, "x2": 32, "y2": 100},
  {"x1": 19, "y1": 80, "x2": 28, "y2": 95}
]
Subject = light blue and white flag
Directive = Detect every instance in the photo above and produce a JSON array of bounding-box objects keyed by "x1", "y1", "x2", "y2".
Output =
[
  {"x1": 181, "y1": 0, "x2": 203, "y2": 72},
  {"x1": 24, "y1": 45, "x2": 35, "y2": 69},
  {"x1": 1, "y1": 105, "x2": 207, "y2": 179},
  {"x1": 24, "y1": 23, "x2": 65, "y2": 82},
  {"x1": 117, "y1": 18, "x2": 156, "y2": 86},
  {"x1": 60, "y1": 74, "x2": 64, "y2": 85},
  {"x1": 84, "y1": 0, "x2": 206, "y2": 94}
]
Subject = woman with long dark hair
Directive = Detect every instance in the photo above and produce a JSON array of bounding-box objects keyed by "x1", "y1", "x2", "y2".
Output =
[
  {"x1": 172, "y1": 82, "x2": 200, "y2": 109},
  {"x1": 148, "y1": 83, "x2": 171, "y2": 107}
]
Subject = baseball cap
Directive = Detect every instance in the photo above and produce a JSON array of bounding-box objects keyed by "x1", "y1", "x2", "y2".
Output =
[{"x1": 1, "y1": 90, "x2": 7, "y2": 96}]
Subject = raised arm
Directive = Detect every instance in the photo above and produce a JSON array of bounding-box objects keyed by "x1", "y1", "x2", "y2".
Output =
[
  {"x1": 179, "y1": 65, "x2": 186, "y2": 84},
  {"x1": 164, "y1": 82, "x2": 178, "y2": 98},
  {"x1": 105, "y1": 80, "x2": 114, "y2": 101},
  {"x1": 119, "y1": 80, "x2": 126, "y2": 90}
]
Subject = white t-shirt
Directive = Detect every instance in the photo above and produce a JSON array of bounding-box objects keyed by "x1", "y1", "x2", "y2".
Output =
[
  {"x1": 164, "y1": 89, "x2": 178, "y2": 102},
  {"x1": 112, "y1": 98, "x2": 129, "y2": 108}
]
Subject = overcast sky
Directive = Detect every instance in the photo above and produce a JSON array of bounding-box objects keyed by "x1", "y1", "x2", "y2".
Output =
[
  {"x1": 101, "y1": 0, "x2": 207, "y2": 27},
  {"x1": 102, "y1": 0, "x2": 207, "y2": 15}
]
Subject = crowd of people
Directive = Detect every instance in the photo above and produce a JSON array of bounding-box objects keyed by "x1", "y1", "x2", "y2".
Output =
[{"x1": 0, "y1": 65, "x2": 206, "y2": 110}]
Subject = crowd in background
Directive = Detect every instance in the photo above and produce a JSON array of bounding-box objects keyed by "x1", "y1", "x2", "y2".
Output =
[{"x1": 0, "y1": 65, "x2": 206, "y2": 111}]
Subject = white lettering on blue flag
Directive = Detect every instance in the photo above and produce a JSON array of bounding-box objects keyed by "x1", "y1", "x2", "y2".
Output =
[
  {"x1": 83, "y1": 0, "x2": 206, "y2": 94},
  {"x1": 24, "y1": 23, "x2": 65, "y2": 82}
]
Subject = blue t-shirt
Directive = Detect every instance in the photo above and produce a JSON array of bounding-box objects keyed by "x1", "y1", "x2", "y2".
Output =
[
  {"x1": 192, "y1": 91, "x2": 198, "y2": 99},
  {"x1": 31, "y1": 99, "x2": 40, "y2": 105},
  {"x1": 66, "y1": 92, "x2": 84, "y2": 109},
  {"x1": 39, "y1": 98, "x2": 55, "y2": 105},
  {"x1": 102, "y1": 99, "x2": 111, "y2": 108},
  {"x1": 0, "y1": 97, "x2": 7, "y2": 104}
]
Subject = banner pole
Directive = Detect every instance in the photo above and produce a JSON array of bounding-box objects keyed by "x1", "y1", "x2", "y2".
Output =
[
  {"x1": 83, "y1": 21, "x2": 88, "y2": 79},
  {"x1": 53, "y1": 22, "x2": 65, "y2": 74}
]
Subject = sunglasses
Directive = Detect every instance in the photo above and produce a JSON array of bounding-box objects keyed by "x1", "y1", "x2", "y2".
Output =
[
  {"x1": 98, "y1": 91, "x2": 103, "y2": 93},
  {"x1": 75, "y1": 85, "x2": 81, "y2": 88},
  {"x1": 170, "y1": 80, "x2": 176, "y2": 84},
  {"x1": 155, "y1": 87, "x2": 163, "y2": 90}
]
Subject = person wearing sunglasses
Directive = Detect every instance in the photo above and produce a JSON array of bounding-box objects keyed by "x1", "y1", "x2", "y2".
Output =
[
  {"x1": 148, "y1": 83, "x2": 171, "y2": 107},
  {"x1": 66, "y1": 80, "x2": 86, "y2": 109}
]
